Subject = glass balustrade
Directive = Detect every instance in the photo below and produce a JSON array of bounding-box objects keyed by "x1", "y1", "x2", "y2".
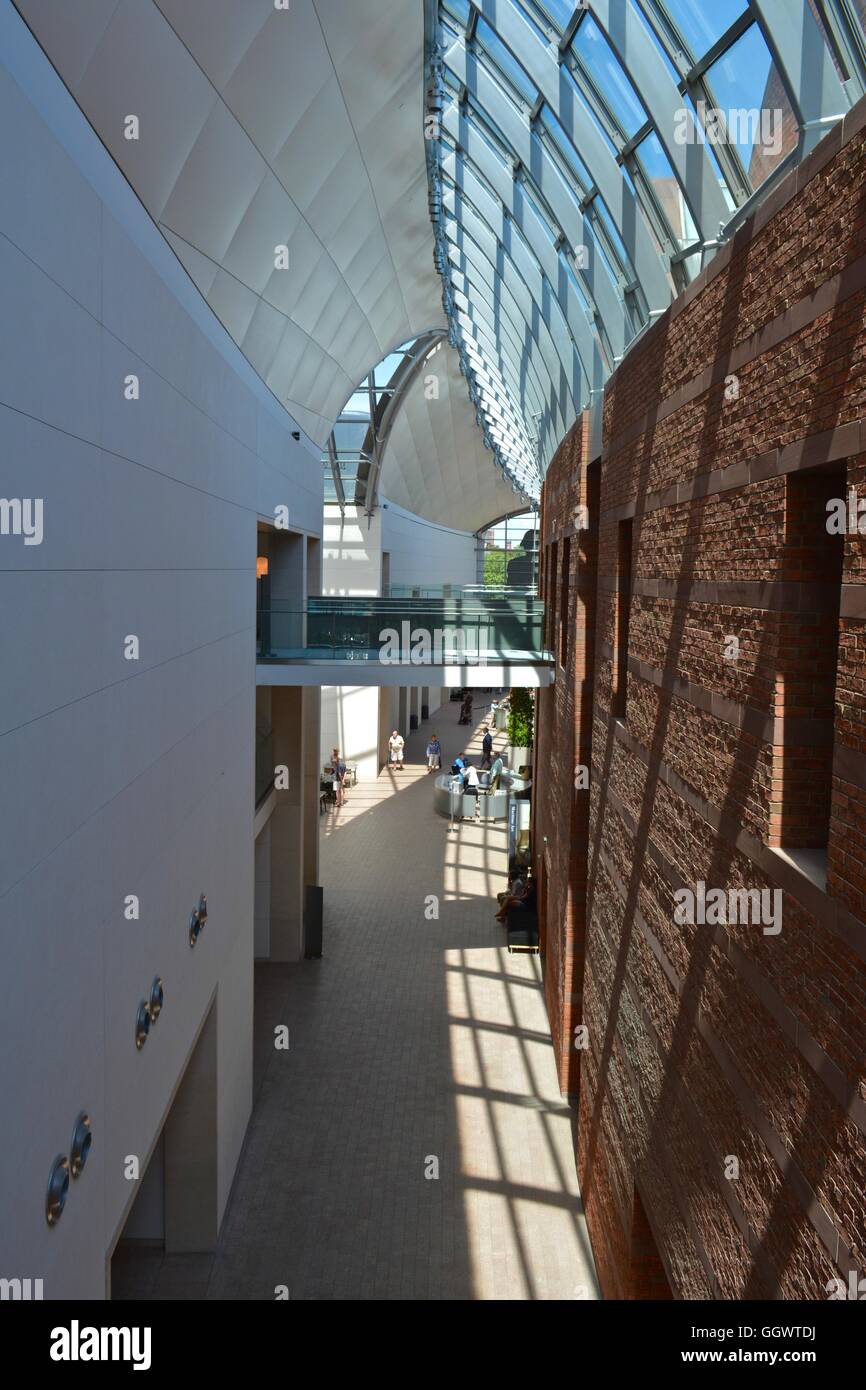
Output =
[{"x1": 256, "y1": 595, "x2": 549, "y2": 664}]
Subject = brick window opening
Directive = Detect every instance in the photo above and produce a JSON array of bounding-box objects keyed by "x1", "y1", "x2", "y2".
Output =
[
  {"x1": 627, "y1": 1187, "x2": 673, "y2": 1300},
  {"x1": 771, "y1": 466, "x2": 844, "y2": 852},
  {"x1": 560, "y1": 535, "x2": 571, "y2": 669},
  {"x1": 613, "y1": 519, "x2": 633, "y2": 719}
]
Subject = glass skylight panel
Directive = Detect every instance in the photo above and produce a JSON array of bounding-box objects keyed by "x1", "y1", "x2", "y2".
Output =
[
  {"x1": 561, "y1": 253, "x2": 594, "y2": 315},
  {"x1": 679, "y1": 92, "x2": 739, "y2": 209},
  {"x1": 631, "y1": 0, "x2": 684, "y2": 84},
  {"x1": 442, "y1": 0, "x2": 471, "y2": 27},
  {"x1": 533, "y1": 0, "x2": 574, "y2": 30},
  {"x1": 539, "y1": 108, "x2": 593, "y2": 194},
  {"x1": 440, "y1": 11, "x2": 463, "y2": 47},
  {"x1": 519, "y1": 180, "x2": 558, "y2": 242},
  {"x1": 475, "y1": 16, "x2": 539, "y2": 107},
  {"x1": 591, "y1": 196, "x2": 636, "y2": 283},
  {"x1": 510, "y1": 0, "x2": 552, "y2": 45},
  {"x1": 341, "y1": 390, "x2": 371, "y2": 418},
  {"x1": 570, "y1": 13, "x2": 649, "y2": 140},
  {"x1": 657, "y1": 0, "x2": 749, "y2": 62},
  {"x1": 703, "y1": 23, "x2": 798, "y2": 192},
  {"x1": 560, "y1": 65, "x2": 619, "y2": 161},
  {"x1": 584, "y1": 222, "x2": 621, "y2": 297},
  {"x1": 373, "y1": 352, "x2": 406, "y2": 386},
  {"x1": 634, "y1": 129, "x2": 691, "y2": 242}
]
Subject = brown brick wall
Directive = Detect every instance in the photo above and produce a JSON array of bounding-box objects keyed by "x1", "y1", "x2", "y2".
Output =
[
  {"x1": 537, "y1": 101, "x2": 866, "y2": 1299},
  {"x1": 535, "y1": 414, "x2": 596, "y2": 1096}
]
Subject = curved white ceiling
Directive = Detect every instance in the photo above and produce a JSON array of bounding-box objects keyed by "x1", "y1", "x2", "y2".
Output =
[
  {"x1": 15, "y1": 0, "x2": 444, "y2": 447},
  {"x1": 379, "y1": 339, "x2": 529, "y2": 530}
]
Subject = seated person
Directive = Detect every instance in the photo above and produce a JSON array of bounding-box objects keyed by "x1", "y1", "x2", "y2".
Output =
[
  {"x1": 497, "y1": 876, "x2": 526, "y2": 908},
  {"x1": 488, "y1": 753, "x2": 504, "y2": 791},
  {"x1": 451, "y1": 754, "x2": 467, "y2": 777},
  {"x1": 496, "y1": 875, "x2": 536, "y2": 923}
]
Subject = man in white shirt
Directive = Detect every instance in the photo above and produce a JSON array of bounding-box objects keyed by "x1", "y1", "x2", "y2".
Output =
[
  {"x1": 389, "y1": 730, "x2": 405, "y2": 770},
  {"x1": 462, "y1": 760, "x2": 480, "y2": 817}
]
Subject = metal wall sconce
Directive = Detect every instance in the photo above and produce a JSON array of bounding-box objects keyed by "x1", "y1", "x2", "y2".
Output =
[
  {"x1": 189, "y1": 893, "x2": 207, "y2": 947},
  {"x1": 46, "y1": 1154, "x2": 69, "y2": 1226},
  {"x1": 135, "y1": 999, "x2": 151, "y2": 1050},
  {"x1": 149, "y1": 976, "x2": 164, "y2": 1021},
  {"x1": 70, "y1": 1112, "x2": 92, "y2": 1178}
]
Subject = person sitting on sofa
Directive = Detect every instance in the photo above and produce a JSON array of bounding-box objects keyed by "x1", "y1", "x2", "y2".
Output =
[
  {"x1": 496, "y1": 876, "x2": 536, "y2": 923},
  {"x1": 497, "y1": 876, "x2": 526, "y2": 911}
]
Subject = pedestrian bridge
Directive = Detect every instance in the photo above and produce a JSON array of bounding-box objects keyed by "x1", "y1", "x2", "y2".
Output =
[{"x1": 256, "y1": 592, "x2": 554, "y2": 688}]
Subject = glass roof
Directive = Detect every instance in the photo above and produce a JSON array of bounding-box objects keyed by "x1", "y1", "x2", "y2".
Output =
[
  {"x1": 322, "y1": 331, "x2": 536, "y2": 510},
  {"x1": 426, "y1": 0, "x2": 865, "y2": 492},
  {"x1": 322, "y1": 336, "x2": 427, "y2": 509}
]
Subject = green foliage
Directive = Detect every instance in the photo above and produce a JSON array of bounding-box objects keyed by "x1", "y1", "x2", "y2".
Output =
[
  {"x1": 483, "y1": 548, "x2": 507, "y2": 586},
  {"x1": 483, "y1": 546, "x2": 527, "y2": 587},
  {"x1": 507, "y1": 687, "x2": 534, "y2": 749}
]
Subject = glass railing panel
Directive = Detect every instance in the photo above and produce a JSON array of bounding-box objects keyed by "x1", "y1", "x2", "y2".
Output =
[{"x1": 257, "y1": 597, "x2": 550, "y2": 664}]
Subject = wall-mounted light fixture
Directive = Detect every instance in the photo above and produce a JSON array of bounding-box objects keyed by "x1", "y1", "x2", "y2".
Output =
[
  {"x1": 45, "y1": 1154, "x2": 69, "y2": 1226},
  {"x1": 70, "y1": 1112, "x2": 92, "y2": 1178},
  {"x1": 135, "y1": 1000, "x2": 151, "y2": 1050},
  {"x1": 189, "y1": 910, "x2": 202, "y2": 947},
  {"x1": 149, "y1": 976, "x2": 164, "y2": 1021},
  {"x1": 189, "y1": 893, "x2": 207, "y2": 947}
]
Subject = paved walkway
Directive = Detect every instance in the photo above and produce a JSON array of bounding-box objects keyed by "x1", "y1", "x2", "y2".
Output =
[{"x1": 114, "y1": 700, "x2": 598, "y2": 1300}]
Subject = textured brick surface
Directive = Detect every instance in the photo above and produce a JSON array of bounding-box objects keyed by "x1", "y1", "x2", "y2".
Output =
[{"x1": 537, "y1": 108, "x2": 866, "y2": 1299}]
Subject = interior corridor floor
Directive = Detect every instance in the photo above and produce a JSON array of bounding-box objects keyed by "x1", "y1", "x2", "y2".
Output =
[{"x1": 113, "y1": 700, "x2": 599, "y2": 1301}]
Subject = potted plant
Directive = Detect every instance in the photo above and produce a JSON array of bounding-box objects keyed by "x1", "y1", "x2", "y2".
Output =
[{"x1": 507, "y1": 688, "x2": 534, "y2": 771}]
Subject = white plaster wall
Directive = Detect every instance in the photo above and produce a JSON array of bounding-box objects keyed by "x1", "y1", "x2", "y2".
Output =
[
  {"x1": 321, "y1": 685, "x2": 381, "y2": 783},
  {"x1": 322, "y1": 505, "x2": 382, "y2": 596},
  {"x1": 0, "y1": 10, "x2": 321, "y2": 1299},
  {"x1": 381, "y1": 500, "x2": 478, "y2": 590}
]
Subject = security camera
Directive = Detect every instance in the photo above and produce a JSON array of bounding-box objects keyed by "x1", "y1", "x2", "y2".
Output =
[{"x1": 291, "y1": 431, "x2": 300, "y2": 441}]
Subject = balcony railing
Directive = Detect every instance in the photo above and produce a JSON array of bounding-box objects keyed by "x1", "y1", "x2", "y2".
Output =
[{"x1": 257, "y1": 594, "x2": 549, "y2": 665}]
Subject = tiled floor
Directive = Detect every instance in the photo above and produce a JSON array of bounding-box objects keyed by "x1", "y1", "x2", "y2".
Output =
[{"x1": 113, "y1": 700, "x2": 599, "y2": 1300}]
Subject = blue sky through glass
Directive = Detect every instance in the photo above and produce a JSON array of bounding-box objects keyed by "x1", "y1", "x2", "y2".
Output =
[{"x1": 661, "y1": 0, "x2": 748, "y2": 59}]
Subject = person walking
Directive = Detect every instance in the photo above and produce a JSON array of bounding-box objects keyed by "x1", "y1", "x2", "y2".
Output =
[
  {"x1": 480, "y1": 725, "x2": 493, "y2": 769},
  {"x1": 389, "y1": 729, "x2": 405, "y2": 770},
  {"x1": 329, "y1": 747, "x2": 347, "y2": 807},
  {"x1": 489, "y1": 752, "x2": 504, "y2": 791},
  {"x1": 426, "y1": 734, "x2": 442, "y2": 772}
]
